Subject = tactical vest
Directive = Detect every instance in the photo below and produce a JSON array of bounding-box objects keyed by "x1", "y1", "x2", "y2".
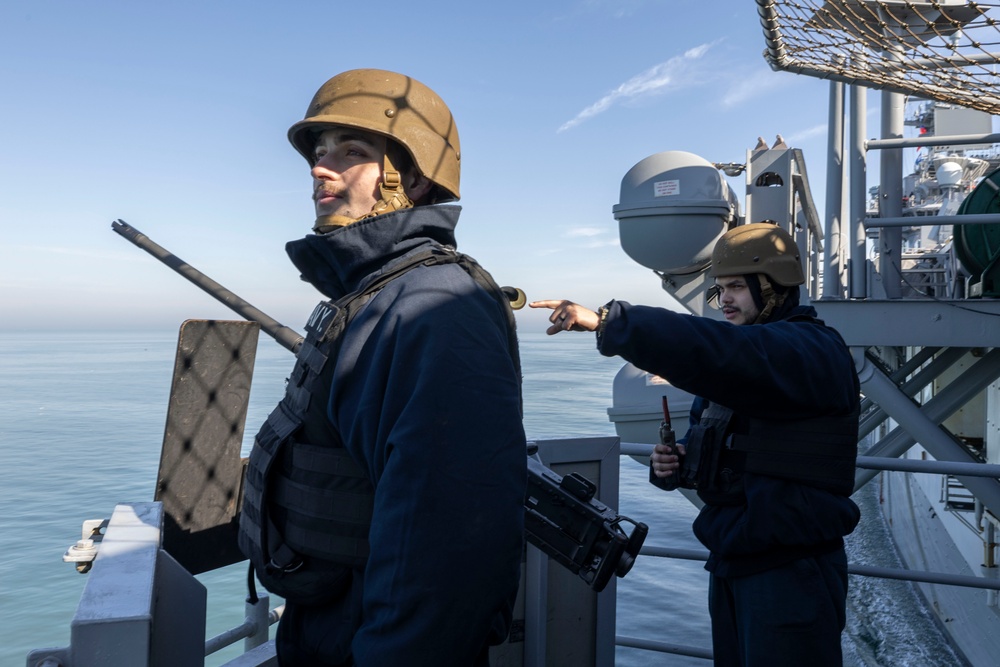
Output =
[
  {"x1": 679, "y1": 311, "x2": 860, "y2": 504},
  {"x1": 682, "y1": 399, "x2": 859, "y2": 505},
  {"x1": 238, "y1": 245, "x2": 521, "y2": 606}
]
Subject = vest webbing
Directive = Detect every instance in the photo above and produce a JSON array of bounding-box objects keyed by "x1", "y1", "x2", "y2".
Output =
[
  {"x1": 683, "y1": 400, "x2": 859, "y2": 504},
  {"x1": 732, "y1": 404, "x2": 860, "y2": 496},
  {"x1": 729, "y1": 310, "x2": 860, "y2": 497}
]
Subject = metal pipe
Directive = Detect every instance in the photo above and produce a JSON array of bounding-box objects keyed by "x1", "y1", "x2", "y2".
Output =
[
  {"x1": 988, "y1": 519, "x2": 999, "y2": 608},
  {"x1": 849, "y1": 83, "x2": 868, "y2": 298},
  {"x1": 878, "y1": 87, "x2": 904, "y2": 298},
  {"x1": 204, "y1": 600, "x2": 283, "y2": 656},
  {"x1": 270, "y1": 605, "x2": 285, "y2": 624},
  {"x1": 626, "y1": 441, "x2": 1000, "y2": 481},
  {"x1": 205, "y1": 620, "x2": 256, "y2": 656},
  {"x1": 640, "y1": 545, "x2": 1000, "y2": 591},
  {"x1": 616, "y1": 635, "x2": 713, "y2": 661},
  {"x1": 868, "y1": 132, "x2": 1000, "y2": 150},
  {"x1": 848, "y1": 563, "x2": 1000, "y2": 591},
  {"x1": 865, "y1": 213, "x2": 1000, "y2": 228},
  {"x1": 640, "y1": 545, "x2": 709, "y2": 561},
  {"x1": 756, "y1": 0, "x2": 787, "y2": 69},
  {"x1": 988, "y1": 521, "x2": 997, "y2": 569},
  {"x1": 856, "y1": 456, "x2": 1000, "y2": 478},
  {"x1": 620, "y1": 442, "x2": 655, "y2": 457},
  {"x1": 824, "y1": 73, "x2": 846, "y2": 298}
]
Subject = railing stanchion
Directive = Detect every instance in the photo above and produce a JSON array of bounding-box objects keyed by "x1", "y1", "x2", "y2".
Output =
[{"x1": 245, "y1": 593, "x2": 271, "y2": 652}]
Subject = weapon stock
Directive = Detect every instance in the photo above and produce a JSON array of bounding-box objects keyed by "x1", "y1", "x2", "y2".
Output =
[{"x1": 112, "y1": 219, "x2": 646, "y2": 591}]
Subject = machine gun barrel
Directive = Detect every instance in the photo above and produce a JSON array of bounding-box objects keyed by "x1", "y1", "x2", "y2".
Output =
[
  {"x1": 111, "y1": 219, "x2": 304, "y2": 354},
  {"x1": 112, "y1": 219, "x2": 646, "y2": 591}
]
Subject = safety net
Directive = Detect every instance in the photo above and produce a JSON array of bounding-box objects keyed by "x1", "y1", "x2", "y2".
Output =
[{"x1": 757, "y1": 0, "x2": 1000, "y2": 113}]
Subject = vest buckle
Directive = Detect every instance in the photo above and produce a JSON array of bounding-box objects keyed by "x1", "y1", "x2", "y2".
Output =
[{"x1": 266, "y1": 543, "x2": 304, "y2": 575}]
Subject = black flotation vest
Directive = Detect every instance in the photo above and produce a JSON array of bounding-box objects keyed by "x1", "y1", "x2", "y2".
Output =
[
  {"x1": 683, "y1": 400, "x2": 860, "y2": 506},
  {"x1": 676, "y1": 314, "x2": 860, "y2": 505},
  {"x1": 238, "y1": 245, "x2": 520, "y2": 606}
]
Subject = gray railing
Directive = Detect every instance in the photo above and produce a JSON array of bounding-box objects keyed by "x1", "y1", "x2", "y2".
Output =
[
  {"x1": 30, "y1": 444, "x2": 1000, "y2": 666},
  {"x1": 204, "y1": 599, "x2": 283, "y2": 657}
]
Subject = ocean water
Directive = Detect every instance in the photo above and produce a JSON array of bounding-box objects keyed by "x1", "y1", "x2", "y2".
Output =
[{"x1": 0, "y1": 330, "x2": 960, "y2": 666}]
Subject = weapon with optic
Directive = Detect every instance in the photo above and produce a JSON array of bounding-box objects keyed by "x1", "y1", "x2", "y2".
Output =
[{"x1": 112, "y1": 219, "x2": 647, "y2": 592}]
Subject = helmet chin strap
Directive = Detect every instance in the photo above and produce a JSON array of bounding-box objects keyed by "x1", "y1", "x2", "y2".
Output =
[
  {"x1": 752, "y1": 273, "x2": 785, "y2": 324},
  {"x1": 313, "y1": 151, "x2": 415, "y2": 234}
]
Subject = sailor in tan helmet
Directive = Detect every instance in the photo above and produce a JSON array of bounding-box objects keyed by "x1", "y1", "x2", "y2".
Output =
[
  {"x1": 239, "y1": 69, "x2": 526, "y2": 667},
  {"x1": 530, "y1": 222, "x2": 860, "y2": 667}
]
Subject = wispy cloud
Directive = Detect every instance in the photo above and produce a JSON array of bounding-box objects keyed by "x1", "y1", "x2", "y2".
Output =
[
  {"x1": 531, "y1": 227, "x2": 619, "y2": 257},
  {"x1": 786, "y1": 124, "x2": 827, "y2": 144},
  {"x1": 558, "y1": 43, "x2": 716, "y2": 132},
  {"x1": 4, "y1": 244, "x2": 146, "y2": 263},
  {"x1": 554, "y1": 0, "x2": 656, "y2": 22},
  {"x1": 720, "y1": 68, "x2": 792, "y2": 108},
  {"x1": 562, "y1": 226, "x2": 619, "y2": 249},
  {"x1": 578, "y1": 0, "x2": 649, "y2": 19},
  {"x1": 565, "y1": 226, "x2": 607, "y2": 238},
  {"x1": 583, "y1": 238, "x2": 621, "y2": 249}
]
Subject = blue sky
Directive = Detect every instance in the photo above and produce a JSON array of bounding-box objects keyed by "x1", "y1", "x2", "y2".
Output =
[{"x1": 1, "y1": 0, "x2": 848, "y2": 333}]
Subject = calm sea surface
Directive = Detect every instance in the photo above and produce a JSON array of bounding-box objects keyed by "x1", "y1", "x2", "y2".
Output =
[{"x1": 0, "y1": 330, "x2": 960, "y2": 666}]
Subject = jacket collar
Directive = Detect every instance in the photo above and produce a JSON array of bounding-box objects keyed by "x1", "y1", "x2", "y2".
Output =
[{"x1": 285, "y1": 205, "x2": 461, "y2": 300}]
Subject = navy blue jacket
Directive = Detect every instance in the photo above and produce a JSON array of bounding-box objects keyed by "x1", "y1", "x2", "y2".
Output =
[
  {"x1": 598, "y1": 300, "x2": 860, "y2": 577},
  {"x1": 281, "y1": 205, "x2": 526, "y2": 665}
]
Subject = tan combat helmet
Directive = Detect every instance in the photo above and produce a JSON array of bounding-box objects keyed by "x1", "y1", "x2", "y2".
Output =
[
  {"x1": 289, "y1": 69, "x2": 461, "y2": 230},
  {"x1": 709, "y1": 223, "x2": 804, "y2": 323}
]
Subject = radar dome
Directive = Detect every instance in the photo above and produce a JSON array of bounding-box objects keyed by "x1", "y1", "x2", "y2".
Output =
[
  {"x1": 613, "y1": 151, "x2": 739, "y2": 274},
  {"x1": 936, "y1": 161, "x2": 964, "y2": 187}
]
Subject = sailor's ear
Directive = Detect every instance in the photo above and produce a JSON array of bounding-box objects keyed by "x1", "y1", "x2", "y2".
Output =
[{"x1": 406, "y1": 174, "x2": 432, "y2": 203}]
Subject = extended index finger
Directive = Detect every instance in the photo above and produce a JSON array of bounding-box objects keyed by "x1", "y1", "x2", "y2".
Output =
[{"x1": 528, "y1": 300, "x2": 566, "y2": 310}]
